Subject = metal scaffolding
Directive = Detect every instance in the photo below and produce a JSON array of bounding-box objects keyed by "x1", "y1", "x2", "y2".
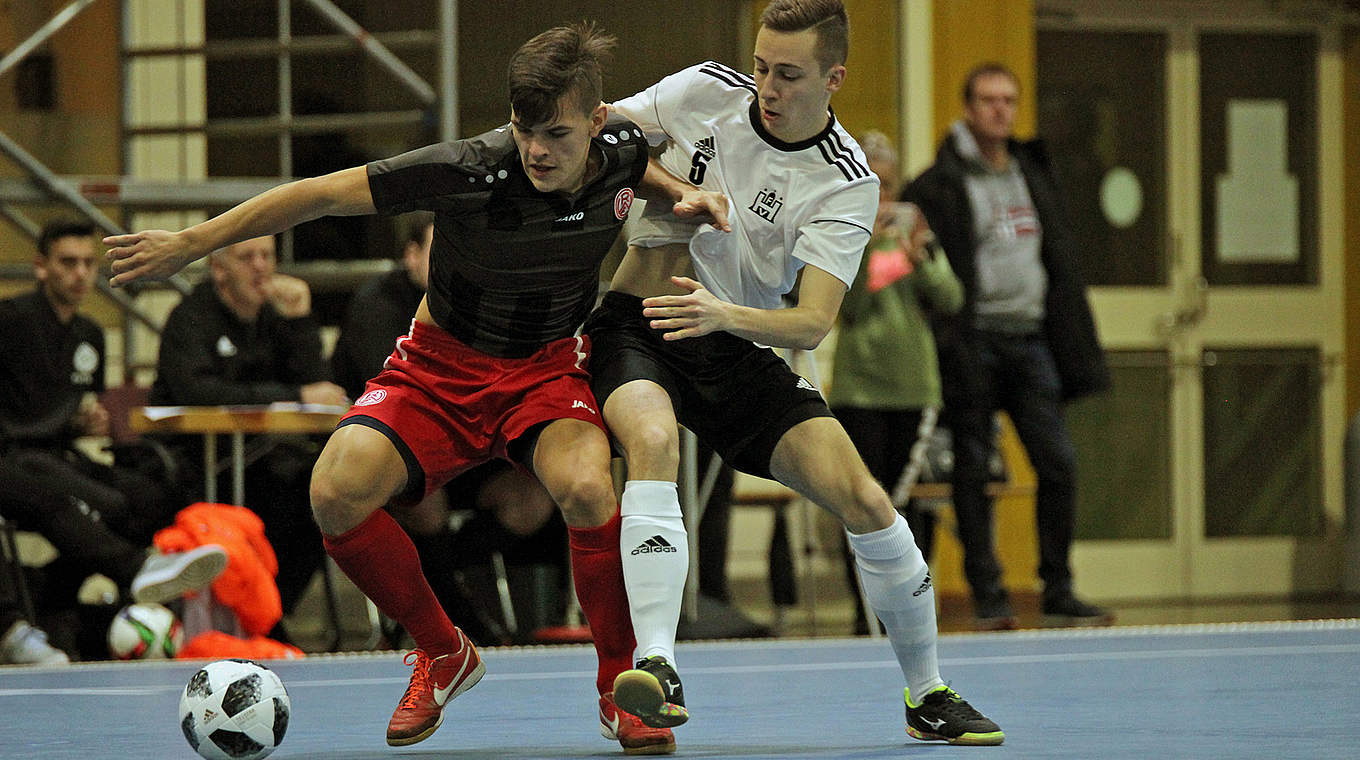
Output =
[{"x1": 0, "y1": 0, "x2": 459, "y2": 377}]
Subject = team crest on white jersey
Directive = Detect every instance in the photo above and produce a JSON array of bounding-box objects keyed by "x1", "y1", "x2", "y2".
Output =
[{"x1": 749, "y1": 187, "x2": 784, "y2": 223}]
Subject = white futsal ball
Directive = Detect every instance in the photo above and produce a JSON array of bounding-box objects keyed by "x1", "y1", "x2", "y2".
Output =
[
  {"x1": 179, "y1": 659, "x2": 291, "y2": 760},
  {"x1": 107, "y1": 602, "x2": 183, "y2": 660}
]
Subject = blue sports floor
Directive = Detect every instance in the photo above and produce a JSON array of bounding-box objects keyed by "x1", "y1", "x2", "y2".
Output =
[{"x1": 2, "y1": 619, "x2": 1357, "y2": 759}]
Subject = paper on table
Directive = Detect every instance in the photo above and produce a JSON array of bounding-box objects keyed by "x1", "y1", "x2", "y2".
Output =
[
  {"x1": 139, "y1": 405, "x2": 188, "y2": 421},
  {"x1": 267, "y1": 401, "x2": 351, "y2": 414}
]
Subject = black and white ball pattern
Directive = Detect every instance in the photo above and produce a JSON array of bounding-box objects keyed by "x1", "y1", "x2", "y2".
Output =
[{"x1": 179, "y1": 659, "x2": 290, "y2": 760}]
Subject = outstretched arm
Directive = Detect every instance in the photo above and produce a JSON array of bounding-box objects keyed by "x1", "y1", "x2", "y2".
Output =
[
  {"x1": 642, "y1": 265, "x2": 846, "y2": 350},
  {"x1": 104, "y1": 166, "x2": 375, "y2": 286}
]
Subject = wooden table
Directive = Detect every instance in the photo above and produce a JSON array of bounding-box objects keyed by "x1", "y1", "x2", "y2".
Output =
[{"x1": 129, "y1": 404, "x2": 346, "y2": 506}]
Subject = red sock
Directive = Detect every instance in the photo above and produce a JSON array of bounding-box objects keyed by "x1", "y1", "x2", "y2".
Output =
[
  {"x1": 568, "y1": 511, "x2": 636, "y2": 695},
  {"x1": 323, "y1": 509, "x2": 459, "y2": 656}
]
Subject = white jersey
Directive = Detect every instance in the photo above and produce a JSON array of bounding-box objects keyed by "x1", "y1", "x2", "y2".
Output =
[{"x1": 613, "y1": 61, "x2": 878, "y2": 310}]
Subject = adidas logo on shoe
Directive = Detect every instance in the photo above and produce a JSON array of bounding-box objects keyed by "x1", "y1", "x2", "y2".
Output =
[{"x1": 631, "y1": 535, "x2": 678, "y2": 555}]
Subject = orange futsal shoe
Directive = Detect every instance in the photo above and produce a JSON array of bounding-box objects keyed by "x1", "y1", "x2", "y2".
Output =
[
  {"x1": 599, "y1": 691, "x2": 677, "y2": 755},
  {"x1": 386, "y1": 630, "x2": 485, "y2": 746}
]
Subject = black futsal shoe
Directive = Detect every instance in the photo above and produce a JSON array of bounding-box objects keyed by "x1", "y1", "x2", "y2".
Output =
[
  {"x1": 1041, "y1": 594, "x2": 1116, "y2": 627},
  {"x1": 612, "y1": 655, "x2": 689, "y2": 728},
  {"x1": 905, "y1": 686, "x2": 1005, "y2": 746}
]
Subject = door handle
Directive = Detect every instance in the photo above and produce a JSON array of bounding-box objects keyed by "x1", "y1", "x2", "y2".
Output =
[{"x1": 1157, "y1": 276, "x2": 1209, "y2": 336}]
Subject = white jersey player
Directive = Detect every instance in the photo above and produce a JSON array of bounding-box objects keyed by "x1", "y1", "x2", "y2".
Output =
[{"x1": 582, "y1": 0, "x2": 1004, "y2": 748}]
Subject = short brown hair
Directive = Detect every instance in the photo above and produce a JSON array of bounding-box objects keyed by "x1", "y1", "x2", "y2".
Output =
[
  {"x1": 507, "y1": 22, "x2": 616, "y2": 126},
  {"x1": 962, "y1": 62, "x2": 1019, "y2": 103},
  {"x1": 759, "y1": 0, "x2": 849, "y2": 73},
  {"x1": 37, "y1": 217, "x2": 95, "y2": 257}
]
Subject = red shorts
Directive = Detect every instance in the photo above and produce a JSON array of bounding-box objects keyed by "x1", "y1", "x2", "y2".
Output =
[{"x1": 337, "y1": 320, "x2": 604, "y2": 501}]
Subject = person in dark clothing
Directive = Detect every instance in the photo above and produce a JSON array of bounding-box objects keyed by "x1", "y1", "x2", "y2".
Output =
[
  {"x1": 0, "y1": 455, "x2": 224, "y2": 634},
  {"x1": 331, "y1": 211, "x2": 433, "y2": 400},
  {"x1": 149, "y1": 234, "x2": 347, "y2": 618},
  {"x1": 0, "y1": 219, "x2": 220, "y2": 615},
  {"x1": 901, "y1": 62, "x2": 1112, "y2": 629}
]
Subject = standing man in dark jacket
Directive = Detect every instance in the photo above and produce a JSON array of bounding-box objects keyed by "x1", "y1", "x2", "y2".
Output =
[{"x1": 902, "y1": 62, "x2": 1112, "y2": 629}]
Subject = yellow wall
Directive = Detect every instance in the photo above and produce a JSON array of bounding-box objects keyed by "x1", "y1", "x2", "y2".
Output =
[
  {"x1": 1346, "y1": 27, "x2": 1360, "y2": 418},
  {"x1": 930, "y1": 0, "x2": 1035, "y2": 142}
]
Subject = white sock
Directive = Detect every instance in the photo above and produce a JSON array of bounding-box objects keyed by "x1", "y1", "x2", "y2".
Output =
[
  {"x1": 846, "y1": 513, "x2": 944, "y2": 705},
  {"x1": 619, "y1": 479, "x2": 688, "y2": 667}
]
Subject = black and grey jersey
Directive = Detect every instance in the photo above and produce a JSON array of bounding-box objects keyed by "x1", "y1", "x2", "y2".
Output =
[{"x1": 366, "y1": 114, "x2": 649, "y2": 357}]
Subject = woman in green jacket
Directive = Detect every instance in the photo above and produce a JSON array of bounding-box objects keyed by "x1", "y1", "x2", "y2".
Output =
[{"x1": 828, "y1": 131, "x2": 963, "y2": 634}]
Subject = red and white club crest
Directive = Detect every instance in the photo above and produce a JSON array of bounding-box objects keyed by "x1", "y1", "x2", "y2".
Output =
[
  {"x1": 614, "y1": 187, "x2": 635, "y2": 220},
  {"x1": 354, "y1": 389, "x2": 387, "y2": 406}
]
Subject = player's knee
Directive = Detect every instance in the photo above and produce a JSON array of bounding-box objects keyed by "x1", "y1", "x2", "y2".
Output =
[
  {"x1": 553, "y1": 471, "x2": 617, "y2": 527},
  {"x1": 309, "y1": 461, "x2": 378, "y2": 536},
  {"x1": 839, "y1": 474, "x2": 896, "y2": 533},
  {"x1": 620, "y1": 420, "x2": 679, "y2": 474}
]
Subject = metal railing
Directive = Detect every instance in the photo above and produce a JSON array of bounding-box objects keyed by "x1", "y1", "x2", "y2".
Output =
[{"x1": 0, "y1": 0, "x2": 459, "y2": 378}]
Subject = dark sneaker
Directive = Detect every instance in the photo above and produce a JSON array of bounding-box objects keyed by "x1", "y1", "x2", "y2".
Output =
[
  {"x1": 973, "y1": 593, "x2": 1018, "y2": 631},
  {"x1": 905, "y1": 686, "x2": 1004, "y2": 746},
  {"x1": 386, "y1": 630, "x2": 485, "y2": 746},
  {"x1": 613, "y1": 655, "x2": 688, "y2": 728},
  {"x1": 599, "y1": 691, "x2": 676, "y2": 755},
  {"x1": 1041, "y1": 594, "x2": 1115, "y2": 627}
]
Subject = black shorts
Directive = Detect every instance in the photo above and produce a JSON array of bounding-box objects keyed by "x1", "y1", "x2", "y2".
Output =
[{"x1": 583, "y1": 291, "x2": 832, "y2": 480}]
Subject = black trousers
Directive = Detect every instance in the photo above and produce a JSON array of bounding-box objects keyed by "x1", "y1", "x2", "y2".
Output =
[
  {"x1": 0, "y1": 453, "x2": 152, "y2": 607},
  {"x1": 943, "y1": 332, "x2": 1078, "y2": 602}
]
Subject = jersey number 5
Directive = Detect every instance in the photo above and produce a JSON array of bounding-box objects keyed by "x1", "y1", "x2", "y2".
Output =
[{"x1": 689, "y1": 149, "x2": 709, "y2": 185}]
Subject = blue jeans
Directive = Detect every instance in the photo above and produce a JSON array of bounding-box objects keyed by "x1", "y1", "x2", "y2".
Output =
[{"x1": 944, "y1": 330, "x2": 1077, "y2": 602}]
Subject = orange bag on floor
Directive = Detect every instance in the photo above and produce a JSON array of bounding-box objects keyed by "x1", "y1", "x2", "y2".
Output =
[
  {"x1": 153, "y1": 502, "x2": 283, "y2": 636},
  {"x1": 178, "y1": 630, "x2": 304, "y2": 660}
]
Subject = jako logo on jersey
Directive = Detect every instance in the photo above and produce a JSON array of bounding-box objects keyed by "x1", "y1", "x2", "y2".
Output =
[
  {"x1": 689, "y1": 135, "x2": 716, "y2": 184},
  {"x1": 355, "y1": 389, "x2": 387, "y2": 406},
  {"x1": 749, "y1": 187, "x2": 783, "y2": 223},
  {"x1": 571, "y1": 399, "x2": 596, "y2": 415},
  {"x1": 555, "y1": 211, "x2": 585, "y2": 222},
  {"x1": 795, "y1": 376, "x2": 818, "y2": 392},
  {"x1": 614, "y1": 187, "x2": 635, "y2": 220},
  {"x1": 631, "y1": 535, "x2": 678, "y2": 555}
]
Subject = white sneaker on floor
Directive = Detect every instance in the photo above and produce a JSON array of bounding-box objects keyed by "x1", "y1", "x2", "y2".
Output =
[
  {"x1": 0, "y1": 620, "x2": 70, "y2": 666},
  {"x1": 131, "y1": 544, "x2": 229, "y2": 604}
]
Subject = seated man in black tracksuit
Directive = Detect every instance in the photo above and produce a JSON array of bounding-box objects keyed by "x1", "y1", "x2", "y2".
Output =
[{"x1": 150, "y1": 234, "x2": 348, "y2": 619}]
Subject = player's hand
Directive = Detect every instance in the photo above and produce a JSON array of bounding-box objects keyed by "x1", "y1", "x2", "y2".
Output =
[
  {"x1": 300, "y1": 381, "x2": 349, "y2": 407},
  {"x1": 103, "y1": 230, "x2": 199, "y2": 286},
  {"x1": 642, "y1": 275, "x2": 731, "y2": 340},
  {"x1": 672, "y1": 190, "x2": 731, "y2": 232},
  {"x1": 263, "y1": 274, "x2": 312, "y2": 318}
]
